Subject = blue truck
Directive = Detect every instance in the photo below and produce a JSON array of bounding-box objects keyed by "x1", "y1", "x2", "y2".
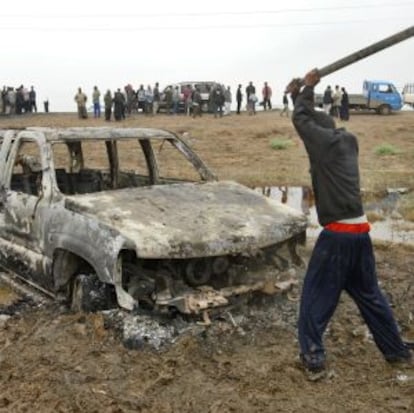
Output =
[{"x1": 315, "y1": 80, "x2": 403, "y2": 115}]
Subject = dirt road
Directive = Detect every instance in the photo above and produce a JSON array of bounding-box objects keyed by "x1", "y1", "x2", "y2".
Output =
[{"x1": 0, "y1": 110, "x2": 413, "y2": 412}]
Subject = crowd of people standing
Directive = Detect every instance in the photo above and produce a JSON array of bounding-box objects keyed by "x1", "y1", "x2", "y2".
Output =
[
  {"x1": 322, "y1": 84, "x2": 350, "y2": 120},
  {"x1": 73, "y1": 81, "x2": 288, "y2": 121},
  {"x1": 1, "y1": 80, "x2": 352, "y2": 121},
  {"x1": 1, "y1": 85, "x2": 38, "y2": 115}
]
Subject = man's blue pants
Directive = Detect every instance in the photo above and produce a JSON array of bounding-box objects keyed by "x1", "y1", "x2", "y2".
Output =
[{"x1": 298, "y1": 229, "x2": 410, "y2": 365}]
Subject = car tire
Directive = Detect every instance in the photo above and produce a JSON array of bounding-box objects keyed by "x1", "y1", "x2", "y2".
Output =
[
  {"x1": 185, "y1": 258, "x2": 212, "y2": 286},
  {"x1": 70, "y1": 273, "x2": 115, "y2": 313},
  {"x1": 378, "y1": 104, "x2": 391, "y2": 115}
]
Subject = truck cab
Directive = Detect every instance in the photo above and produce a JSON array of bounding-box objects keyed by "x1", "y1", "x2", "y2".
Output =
[{"x1": 363, "y1": 80, "x2": 402, "y2": 114}]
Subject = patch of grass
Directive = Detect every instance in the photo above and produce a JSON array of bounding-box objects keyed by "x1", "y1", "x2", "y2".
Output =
[
  {"x1": 270, "y1": 138, "x2": 292, "y2": 150},
  {"x1": 374, "y1": 143, "x2": 400, "y2": 156}
]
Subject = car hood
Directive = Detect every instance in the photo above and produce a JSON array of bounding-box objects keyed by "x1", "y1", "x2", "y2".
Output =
[{"x1": 64, "y1": 181, "x2": 307, "y2": 258}]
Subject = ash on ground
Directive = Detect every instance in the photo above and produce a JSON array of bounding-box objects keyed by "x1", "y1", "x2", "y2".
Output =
[{"x1": 101, "y1": 287, "x2": 300, "y2": 351}]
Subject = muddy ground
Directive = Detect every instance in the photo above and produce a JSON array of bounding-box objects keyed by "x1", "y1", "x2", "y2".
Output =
[{"x1": 0, "y1": 109, "x2": 413, "y2": 412}]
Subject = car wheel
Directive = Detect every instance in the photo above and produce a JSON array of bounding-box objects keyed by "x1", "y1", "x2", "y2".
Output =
[
  {"x1": 378, "y1": 104, "x2": 391, "y2": 115},
  {"x1": 185, "y1": 258, "x2": 212, "y2": 286},
  {"x1": 70, "y1": 273, "x2": 116, "y2": 313},
  {"x1": 123, "y1": 263, "x2": 156, "y2": 308}
]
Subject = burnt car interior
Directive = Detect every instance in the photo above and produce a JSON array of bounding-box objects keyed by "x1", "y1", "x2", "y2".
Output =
[
  {"x1": 9, "y1": 136, "x2": 203, "y2": 196},
  {"x1": 11, "y1": 172, "x2": 42, "y2": 196},
  {"x1": 53, "y1": 139, "x2": 152, "y2": 194},
  {"x1": 52, "y1": 138, "x2": 202, "y2": 195},
  {"x1": 10, "y1": 141, "x2": 43, "y2": 196}
]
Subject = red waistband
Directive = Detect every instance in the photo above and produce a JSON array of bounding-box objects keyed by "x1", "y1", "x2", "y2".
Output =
[{"x1": 324, "y1": 222, "x2": 371, "y2": 233}]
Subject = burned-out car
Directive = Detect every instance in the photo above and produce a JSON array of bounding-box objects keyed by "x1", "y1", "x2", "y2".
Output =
[{"x1": 0, "y1": 127, "x2": 307, "y2": 314}]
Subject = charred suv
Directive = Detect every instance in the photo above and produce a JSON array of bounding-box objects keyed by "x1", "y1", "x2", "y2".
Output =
[{"x1": 0, "y1": 127, "x2": 307, "y2": 314}]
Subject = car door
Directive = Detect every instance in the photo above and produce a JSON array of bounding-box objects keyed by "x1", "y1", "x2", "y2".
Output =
[{"x1": 0, "y1": 131, "x2": 54, "y2": 289}]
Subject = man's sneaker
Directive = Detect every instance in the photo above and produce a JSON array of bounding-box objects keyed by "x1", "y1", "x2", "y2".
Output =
[
  {"x1": 403, "y1": 340, "x2": 414, "y2": 350},
  {"x1": 386, "y1": 354, "x2": 414, "y2": 369},
  {"x1": 300, "y1": 354, "x2": 327, "y2": 381},
  {"x1": 301, "y1": 353, "x2": 325, "y2": 370},
  {"x1": 304, "y1": 366, "x2": 327, "y2": 381}
]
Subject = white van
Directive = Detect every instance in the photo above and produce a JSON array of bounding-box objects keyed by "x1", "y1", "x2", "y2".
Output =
[
  {"x1": 402, "y1": 83, "x2": 414, "y2": 107},
  {"x1": 159, "y1": 81, "x2": 223, "y2": 113}
]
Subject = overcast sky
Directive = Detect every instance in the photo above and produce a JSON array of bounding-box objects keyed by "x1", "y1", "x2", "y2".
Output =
[{"x1": 2, "y1": 0, "x2": 413, "y2": 111}]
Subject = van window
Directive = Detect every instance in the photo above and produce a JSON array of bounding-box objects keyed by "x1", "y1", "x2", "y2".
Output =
[{"x1": 196, "y1": 83, "x2": 214, "y2": 93}]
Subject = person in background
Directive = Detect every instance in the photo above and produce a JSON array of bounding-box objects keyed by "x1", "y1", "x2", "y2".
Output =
[
  {"x1": 29, "y1": 86, "x2": 37, "y2": 113},
  {"x1": 212, "y1": 85, "x2": 224, "y2": 118},
  {"x1": 113, "y1": 88, "x2": 125, "y2": 121},
  {"x1": 191, "y1": 86, "x2": 202, "y2": 118},
  {"x1": 322, "y1": 85, "x2": 333, "y2": 115},
  {"x1": 246, "y1": 81, "x2": 255, "y2": 104},
  {"x1": 153, "y1": 82, "x2": 160, "y2": 115},
  {"x1": 340, "y1": 87, "x2": 350, "y2": 121},
  {"x1": 224, "y1": 86, "x2": 232, "y2": 116},
  {"x1": 104, "y1": 89, "x2": 112, "y2": 121},
  {"x1": 6, "y1": 87, "x2": 16, "y2": 115},
  {"x1": 262, "y1": 81, "x2": 272, "y2": 110},
  {"x1": 15, "y1": 86, "x2": 24, "y2": 115},
  {"x1": 137, "y1": 85, "x2": 146, "y2": 114},
  {"x1": 1, "y1": 86, "x2": 7, "y2": 113},
  {"x1": 246, "y1": 81, "x2": 257, "y2": 115},
  {"x1": 207, "y1": 84, "x2": 214, "y2": 113},
  {"x1": 280, "y1": 93, "x2": 290, "y2": 117},
  {"x1": 331, "y1": 85, "x2": 341, "y2": 118},
  {"x1": 145, "y1": 85, "x2": 153, "y2": 115},
  {"x1": 74, "y1": 87, "x2": 88, "y2": 119},
  {"x1": 183, "y1": 84, "x2": 193, "y2": 116},
  {"x1": 172, "y1": 86, "x2": 181, "y2": 115},
  {"x1": 92, "y1": 86, "x2": 101, "y2": 118},
  {"x1": 287, "y1": 69, "x2": 413, "y2": 379},
  {"x1": 236, "y1": 84, "x2": 243, "y2": 114},
  {"x1": 164, "y1": 86, "x2": 173, "y2": 115},
  {"x1": 124, "y1": 84, "x2": 135, "y2": 115},
  {"x1": 22, "y1": 86, "x2": 30, "y2": 113}
]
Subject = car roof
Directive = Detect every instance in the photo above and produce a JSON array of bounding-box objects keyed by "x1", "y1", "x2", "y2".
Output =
[{"x1": 15, "y1": 127, "x2": 178, "y2": 143}]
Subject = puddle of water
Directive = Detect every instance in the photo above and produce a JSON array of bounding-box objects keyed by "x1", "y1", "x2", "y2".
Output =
[
  {"x1": 0, "y1": 282, "x2": 20, "y2": 306},
  {"x1": 257, "y1": 186, "x2": 414, "y2": 245}
]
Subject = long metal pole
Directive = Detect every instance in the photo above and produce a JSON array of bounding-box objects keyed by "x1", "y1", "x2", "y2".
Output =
[{"x1": 318, "y1": 26, "x2": 414, "y2": 78}]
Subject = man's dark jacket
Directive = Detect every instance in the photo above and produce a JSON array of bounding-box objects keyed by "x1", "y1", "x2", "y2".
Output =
[{"x1": 292, "y1": 86, "x2": 364, "y2": 226}]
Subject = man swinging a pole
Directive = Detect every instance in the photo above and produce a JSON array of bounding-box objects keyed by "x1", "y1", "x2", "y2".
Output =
[{"x1": 284, "y1": 27, "x2": 414, "y2": 377}]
